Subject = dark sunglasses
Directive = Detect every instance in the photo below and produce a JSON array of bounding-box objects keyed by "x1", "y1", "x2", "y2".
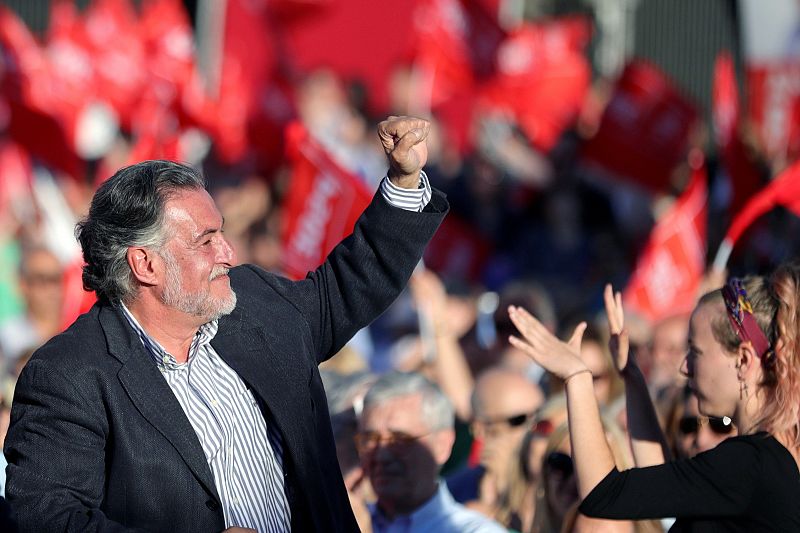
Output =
[
  {"x1": 478, "y1": 412, "x2": 534, "y2": 428},
  {"x1": 679, "y1": 416, "x2": 734, "y2": 436},
  {"x1": 545, "y1": 451, "x2": 574, "y2": 476}
]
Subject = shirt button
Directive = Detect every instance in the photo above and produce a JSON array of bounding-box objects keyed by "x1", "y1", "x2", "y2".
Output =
[
  {"x1": 162, "y1": 355, "x2": 170, "y2": 365},
  {"x1": 211, "y1": 399, "x2": 218, "y2": 406}
]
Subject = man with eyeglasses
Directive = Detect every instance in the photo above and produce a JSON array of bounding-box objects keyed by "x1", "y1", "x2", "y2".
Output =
[
  {"x1": 447, "y1": 366, "x2": 544, "y2": 513},
  {"x1": 357, "y1": 372, "x2": 505, "y2": 532}
]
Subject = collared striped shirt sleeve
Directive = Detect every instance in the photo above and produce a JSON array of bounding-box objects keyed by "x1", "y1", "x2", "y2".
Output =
[
  {"x1": 379, "y1": 170, "x2": 432, "y2": 212},
  {"x1": 119, "y1": 304, "x2": 290, "y2": 533}
]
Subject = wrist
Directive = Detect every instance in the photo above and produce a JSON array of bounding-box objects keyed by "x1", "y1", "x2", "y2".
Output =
[
  {"x1": 563, "y1": 367, "x2": 592, "y2": 384},
  {"x1": 387, "y1": 169, "x2": 421, "y2": 189}
]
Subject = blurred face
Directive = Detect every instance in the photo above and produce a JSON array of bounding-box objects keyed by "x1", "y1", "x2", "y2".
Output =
[
  {"x1": 158, "y1": 189, "x2": 237, "y2": 323},
  {"x1": 580, "y1": 340, "x2": 612, "y2": 405},
  {"x1": 473, "y1": 376, "x2": 544, "y2": 485},
  {"x1": 20, "y1": 249, "x2": 64, "y2": 320},
  {"x1": 681, "y1": 302, "x2": 739, "y2": 418},
  {"x1": 677, "y1": 394, "x2": 736, "y2": 458},
  {"x1": 358, "y1": 393, "x2": 451, "y2": 515},
  {"x1": 651, "y1": 316, "x2": 689, "y2": 386}
]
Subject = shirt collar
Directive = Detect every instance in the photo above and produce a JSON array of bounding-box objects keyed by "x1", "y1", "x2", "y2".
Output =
[
  {"x1": 119, "y1": 302, "x2": 218, "y2": 370},
  {"x1": 370, "y1": 481, "x2": 451, "y2": 532}
]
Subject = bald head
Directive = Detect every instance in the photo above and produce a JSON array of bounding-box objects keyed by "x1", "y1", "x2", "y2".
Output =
[{"x1": 472, "y1": 366, "x2": 544, "y2": 422}]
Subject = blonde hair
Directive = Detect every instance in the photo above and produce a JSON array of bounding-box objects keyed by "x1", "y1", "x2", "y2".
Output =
[{"x1": 698, "y1": 261, "x2": 800, "y2": 449}]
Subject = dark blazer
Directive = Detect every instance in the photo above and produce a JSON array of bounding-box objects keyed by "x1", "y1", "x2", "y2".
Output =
[{"x1": 5, "y1": 190, "x2": 448, "y2": 532}]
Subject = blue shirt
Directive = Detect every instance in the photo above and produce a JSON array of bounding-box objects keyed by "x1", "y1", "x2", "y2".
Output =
[{"x1": 370, "y1": 482, "x2": 507, "y2": 533}]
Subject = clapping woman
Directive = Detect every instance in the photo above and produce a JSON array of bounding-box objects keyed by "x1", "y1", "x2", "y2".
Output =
[{"x1": 508, "y1": 263, "x2": 800, "y2": 531}]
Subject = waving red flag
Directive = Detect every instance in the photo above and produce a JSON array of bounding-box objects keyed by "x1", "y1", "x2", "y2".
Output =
[
  {"x1": 480, "y1": 16, "x2": 592, "y2": 152},
  {"x1": 712, "y1": 51, "x2": 762, "y2": 215},
  {"x1": 581, "y1": 61, "x2": 699, "y2": 193},
  {"x1": 281, "y1": 122, "x2": 373, "y2": 279},
  {"x1": 713, "y1": 159, "x2": 800, "y2": 270},
  {"x1": 624, "y1": 155, "x2": 708, "y2": 323}
]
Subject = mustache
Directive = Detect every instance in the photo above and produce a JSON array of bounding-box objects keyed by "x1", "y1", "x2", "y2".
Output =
[{"x1": 209, "y1": 267, "x2": 230, "y2": 281}]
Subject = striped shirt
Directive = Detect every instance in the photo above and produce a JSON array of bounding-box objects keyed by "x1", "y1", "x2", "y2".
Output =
[
  {"x1": 380, "y1": 171, "x2": 432, "y2": 212},
  {"x1": 119, "y1": 174, "x2": 430, "y2": 531},
  {"x1": 120, "y1": 305, "x2": 291, "y2": 532}
]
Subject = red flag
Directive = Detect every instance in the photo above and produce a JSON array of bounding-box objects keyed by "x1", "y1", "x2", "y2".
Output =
[
  {"x1": 712, "y1": 51, "x2": 762, "y2": 215},
  {"x1": 581, "y1": 60, "x2": 699, "y2": 193},
  {"x1": 479, "y1": 16, "x2": 592, "y2": 152},
  {"x1": 713, "y1": 159, "x2": 800, "y2": 270},
  {"x1": 281, "y1": 122, "x2": 373, "y2": 279},
  {"x1": 623, "y1": 155, "x2": 708, "y2": 323}
]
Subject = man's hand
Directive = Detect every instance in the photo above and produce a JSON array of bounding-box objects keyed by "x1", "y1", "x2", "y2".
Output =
[{"x1": 378, "y1": 116, "x2": 431, "y2": 189}]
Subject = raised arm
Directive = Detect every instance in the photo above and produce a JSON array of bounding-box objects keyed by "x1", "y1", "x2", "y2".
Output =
[
  {"x1": 604, "y1": 284, "x2": 671, "y2": 466},
  {"x1": 410, "y1": 267, "x2": 474, "y2": 421},
  {"x1": 507, "y1": 306, "x2": 615, "y2": 499}
]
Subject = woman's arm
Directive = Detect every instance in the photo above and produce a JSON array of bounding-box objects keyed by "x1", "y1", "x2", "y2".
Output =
[
  {"x1": 604, "y1": 285, "x2": 671, "y2": 466},
  {"x1": 508, "y1": 306, "x2": 615, "y2": 499}
]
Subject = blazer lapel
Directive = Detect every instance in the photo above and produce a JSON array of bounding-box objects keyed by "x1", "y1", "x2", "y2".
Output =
[{"x1": 99, "y1": 306, "x2": 221, "y2": 502}]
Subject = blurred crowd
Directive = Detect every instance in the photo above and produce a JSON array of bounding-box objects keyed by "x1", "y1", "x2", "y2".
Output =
[{"x1": 1, "y1": 0, "x2": 800, "y2": 532}]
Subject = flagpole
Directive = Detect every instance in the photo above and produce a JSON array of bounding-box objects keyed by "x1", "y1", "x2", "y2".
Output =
[{"x1": 712, "y1": 238, "x2": 733, "y2": 272}]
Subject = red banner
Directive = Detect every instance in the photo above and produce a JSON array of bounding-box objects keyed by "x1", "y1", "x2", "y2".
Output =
[
  {"x1": 479, "y1": 16, "x2": 592, "y2": 153},
  {"x1": 746, "y1": 63, "x2": 800, "y2": 161},
  {"x1": 281, "y1": 122, "x2": 373, "y2": 279},
  {"x1": 581, "y1": 60, "x2": 699, "y2": 193},
  {"x1": 713, "y1": 52, "x2": 762, "y2": 214},
  {"x1": 623, "y1": 155, "x2": 708, "y2": 323}
]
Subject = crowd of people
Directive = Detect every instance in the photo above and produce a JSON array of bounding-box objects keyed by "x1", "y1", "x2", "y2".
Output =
[{"x1": 1, "y1": 2, "x2": 800, "y2": 532}]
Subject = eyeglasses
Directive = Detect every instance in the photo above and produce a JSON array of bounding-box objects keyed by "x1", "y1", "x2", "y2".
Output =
[
  {"x1": 477, "y1": 412, "x2": 535, "y2": 429},
  {"x1": 679, "y1": 416, "x2": 734, "y2": 436},
  {"x1": 353, "y1": 431, "x2": 429, "y2": 454}
]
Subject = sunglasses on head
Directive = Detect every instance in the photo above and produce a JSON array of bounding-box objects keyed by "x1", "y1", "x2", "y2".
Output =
[{"x1": 679, "y1": 415, "x2": 734, "y2": 436}]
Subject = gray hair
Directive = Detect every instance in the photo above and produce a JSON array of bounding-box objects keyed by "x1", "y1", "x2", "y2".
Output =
[
  {"x1": 75, "y1": 160, "x2": 206, "y2": 303},
  {"x1": 362, "y1": 372, "x2": 454, "y2": 432}
]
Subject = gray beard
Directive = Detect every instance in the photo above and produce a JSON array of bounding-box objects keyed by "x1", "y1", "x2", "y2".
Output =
[{"x1": 160, "y1": 251, "x2": 237, "y2": 322}]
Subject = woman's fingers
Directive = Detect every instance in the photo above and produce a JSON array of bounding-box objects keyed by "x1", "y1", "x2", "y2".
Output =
[
  {"x1": 567, "y1": 321, "x2": 587, "y2": 351},
  {"x1": 603, "y1": 283, "x2": 625, "y2": 333}
]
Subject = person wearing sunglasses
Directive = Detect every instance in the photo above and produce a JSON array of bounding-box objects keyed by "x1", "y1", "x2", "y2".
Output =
[
  {"x1": 665, "y1": 385, "x2": 737, "y2": 460},
  {"x1": 446, "y1": 366, "x2": 543, "y2": 523},
  {"x1": 508, "y1": 264, "x2": 800, "y2": 531}
]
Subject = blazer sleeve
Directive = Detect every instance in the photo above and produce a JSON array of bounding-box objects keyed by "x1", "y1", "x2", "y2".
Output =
[
  {"x1": 5, "y1": 357, "x2": 145, "y2": 533},
  {"x1": 243, "y1": 187, "x2": 448, "y2": 363},
  {"x1": 579, "y1": 435, "x2": 762, "y2": 520}
]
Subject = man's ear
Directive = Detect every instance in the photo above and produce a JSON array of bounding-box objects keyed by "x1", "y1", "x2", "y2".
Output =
[
  {"x1": 127, "y1": 247, "x2": 160, "y2": 287},
  {"x1": 432, "y1": 428, "x2": 456, "y2": 466}
]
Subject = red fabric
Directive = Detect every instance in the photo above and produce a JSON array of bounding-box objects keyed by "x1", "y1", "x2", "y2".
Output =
[
  {"x1": 479, "y1": 16, "x2": 592, "y2": 152},
  {"x1": 60, "y1": 259, "x2": 96, "y2": 330},
  {"x1": 281, "y1": 122, "x2": 372, "y2": 280},
  {"x1": 0, "y1": 6, "x2": 84, "y2": 178},
  {"x1": 281, "y1": 0, "x2": 418, "y2": 114},
  {"x1": 724, "y1": 159, "x2": 800, "y2": 246},
  {"x1": 746, "y1": 63, "x2": 800, "y2": 161},
  {"x1": 581, "y1": 60, "x2": 699, "y2": 193},
  {"x1": 623, "y1": 157, "x2": 708, "y2": 323},
  {"x1": 712, "y1": 52, "x2": 761, "y2": 215}
]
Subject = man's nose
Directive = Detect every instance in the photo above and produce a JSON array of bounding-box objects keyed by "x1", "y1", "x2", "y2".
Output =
[
  {"x1": 679, "y1": 355, "x2": 690, "y2": 377},
  {"x1": 217, "y1": 236, "x2": 236, "y2": 266}
]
